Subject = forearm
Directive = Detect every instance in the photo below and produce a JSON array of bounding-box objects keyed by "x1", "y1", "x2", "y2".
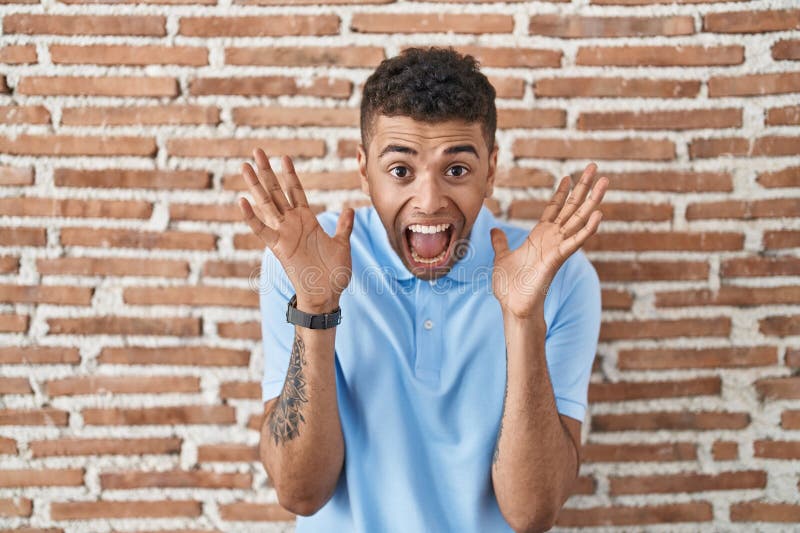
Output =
[
  {"x1": 491, "y1": 309, "x2": 578, "y2": 532},
  {"x1": 260, "y1": 322, "x2": 344, "y2": 516}
]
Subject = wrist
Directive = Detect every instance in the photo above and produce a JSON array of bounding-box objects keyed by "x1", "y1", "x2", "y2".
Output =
[{"x1": 294, "y1": 295, "x2": 340, "y2": 314}]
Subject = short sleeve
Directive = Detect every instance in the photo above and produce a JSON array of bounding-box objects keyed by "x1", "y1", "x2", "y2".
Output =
[
  {"x1": 544, "y1": 251, "x2": 602, "y2": 423},
  {"x1": 259, "y1": 210, "x2": 341, "y2": 402}
]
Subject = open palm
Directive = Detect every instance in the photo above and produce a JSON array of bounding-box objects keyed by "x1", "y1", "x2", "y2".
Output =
[{"x1": 491, "y1": 163, "x2": 609, "y2": 319}]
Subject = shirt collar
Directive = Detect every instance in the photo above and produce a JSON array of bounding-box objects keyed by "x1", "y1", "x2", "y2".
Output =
[{"x1": 367, "y1": 205, "x2": 498, "y2": 284}]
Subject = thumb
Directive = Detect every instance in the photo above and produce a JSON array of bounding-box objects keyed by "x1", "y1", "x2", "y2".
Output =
[
  {"x1": 335, "y1": 207, "x2": 355, "y2": 244},
  {"x1": 490, "y1": 227, "x2": 509, "y2": 258}
]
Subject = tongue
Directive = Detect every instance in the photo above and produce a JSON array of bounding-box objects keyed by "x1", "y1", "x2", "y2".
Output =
[{"x1": 409, "y1": 230, "x2": 449, "y2": 259}]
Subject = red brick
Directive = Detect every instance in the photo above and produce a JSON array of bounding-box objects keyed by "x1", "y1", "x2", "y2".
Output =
[
  {"x1": 601, "y1": 317, "x2": 730, "y2": 341},
  {"x1": 450, "y1": 45, "x2": 561, "y2": 68},
  {"x1": 589, "y1": 377, "x2": 720, "y2": 402},
  {"x1": 557, "y1": 502, "x2": 712, "y2": 527},
  {"x1": 51, "y1": 500, "x2": 201, "y2": 519},
  {"x1": 618, "y1": 346, "x2": 777, "y2": 369},
  {"x1": 202, "y1": 260, "x2": 258, "y2": 278},
  {"x1": 237, "y1": 0, "x2": 391, "y2": 3},
  {"x1": 47, "y1": 376, "x2": 200, "y2": 396},
  {"x1": 656, "y1": 286, "x2": 800, "y2": 307},
  {"x1": 721, "y1": 256, "x2": 800, "y2": 277},
  {"x1": 592, "y1": 411, "x2": 750, "y2": 431},
  {"x1": 600, "y1": 288, "x2": 633, "y2": 310},
  {"x1": 30, "y1": 437, "x2": 181, "y2": 458},
  {"x1": 189, "y1": 76, "x2": 351, "y2": 98},
  {"x1": 0, "y1": 166, "x2": 34, "y2": 184},
  {"x1": 709, "y1": 72, "x2": 800, "y2": 96},
  {"x1": 766, "y1": 105, "x2": 800, "y2": 126},
  {"x1": 0, "y1": 284, "x2": 93, "y2": 306},
  {"x1": 218, "y1": 502, "x2": 295, "y2": 521},
  {"x1": 497, "y1": 109, "x2": 565, "y2": 129},
  {"x1": 0, "y1": 436, "x2": 16, "y2": 454},
  {"x1": 578, "y1": 108, "x2": 741, "y2": 130},
  {"x1": 582, "y1": 442, "x2": 696, "y2": 463},
  {"x1": 18, "y1": 76, "x2": 177, "y2": 97},
  {"x1": 753, "y1": 440, "x2": 800, "y2": 459},
  {"x1": 50, "y1": 44, "x2": 207, "y2": 66},
  {"x1": 61, "y1": 106, "x2": 219, "y2": 126},
  {"x1": 82, "y1": 405, "x2": 235, "y2": 426},
  {"x1": 47, "y1": 316, "x2": 201, "y2": 337},
  {"x1": 0, "y1": 346, "x2": 80, "y2": 365},
  {"x1": 577, "y1": 45, "x2": 742, "y2": 66},
  {"x1": 530, "y1": 15, "x2": 693, "y2": 37},
  {"x1": 773, "y1": 39, "x2": 800, "y2": 60},
  {"x1": 595, "y1": 260, "x2": 708, "y2": 281},
  {"x1": 493, "y1": 168, "x2": 553, "y2": 188},
  {"x1": 38, "y1": 257, "x2": 189, "y2": 278},
  {"x1": 513, "y1": 138, "x2": 674, "y2": 160},
  {"x1": 764, "y1": 230, "x2": 800, "y2": 249},
  {"x1": 225, "y1": 169, "x2": 358, "y2": 191},
  {"x1": 99, "y1": 346, "x2": 249, "y2": 367},
  {"x1": 586, "y1": 231, "x2": 743, "y2": 252},
  {"x1": 180, "y1": 15, "x2": 339, "y2": 37},
  {"x1": 232, "y1": 106, "x2": 357, "y2": 128},
  {"x1": 731, "y1": 501, "x2": 800, "y2": 522},
  {"x1": 0, "y1": 256, "x2": 19, "y2": 274},
  {"x1": 788, "y1": 349, "x2": 800, "y2": 367},
  {"x1": 55, "y1": 168, "x2": 210, "y2": 189},
  {"x1": 0, "y1": 197, "x2": 151, "y2": 219},
  {"x1": 784, "y1": 410, "x2": 800, "y2": 429},
  {"x1": 571, "y1": 476, "x2": 596, "y2": 495},
  {"x1": 168, "y1": 203, "x2": 243, "y2": 223},
  {"x1": 535, "y1": 77, "x2": 700, "y2": 98},
  {"x1": 760, "y1": 315, "x2": 800, "y2": 336},
  {"x1": 0, "y1": 469, "x2": 84, "y2": 487},
  {"x1": 0, "y1": 498, "x2": 32, "y2": 517},
  {"x1": 62, "y1": 0, "x2": 216, "y2": 3},
  {"x1": 352, "y1": 13, "x2": 513, "y2": 34},
  {"x1": 510, "y1": 199, "x2": 671, "y2": 221},
  {"x1": 0, "y1": 377, "x2": 31, "y2": 394},
  {"x1": 3, "y1": 14, "x2": 165, "y2": 36},
  {"x1": 689, "y1": 137, "x2": 749, "y2": 158},
  {"x1": 592, "y1": 170, "x2": 731, "y2": 192},
  {"x1": 0, "y1": 135, "x2": 156, "y2": 156},
  {"x1": 755, "y1": 377, "x2": 800, "y2": 400},
  {"x1": 124, "y1": 286, "x2": 257, "y2": 308},
  {"x1": 61, "y1": 227, "x2": 216, "y2": 250},
  {"x1": 488, "y1": 76, "x2": 525, "y2": 99},
  {"x1": 712, "y1": 441, "x2": 738, "y2": 460},
  {"x1": 168, "y1": 137, "x2": 325, "y2": 158},
  {"x1": 101, "y1": 470, "x2": 251, "y2": 489},
  {"x1": 0, "y1": 105, "x2": 50, "y2": 125},
  {"x1": 610, "y1": 470, "x2": 765, "y2": 495},
  {"x1": 704, "y1": 9, "x2": 800, "y2": 33},
  {"x1": 220, "y1": 381, "x2": 260, "y2": 399},
  {"x1": 217, "y1": 320, "x2": 260, "y2": 338},
  {"x1": 226, "y1": 45, "x2": 384, "y2": 67},
  {"x1": 197, "y1": 443, "x2": 259, "y2": 462},
  {"x1": 0, "y1": 44, "x2": 37, "y2": 63},
  {"x1": 0, "y1": 408, "x2": 68, "y2": 426}
]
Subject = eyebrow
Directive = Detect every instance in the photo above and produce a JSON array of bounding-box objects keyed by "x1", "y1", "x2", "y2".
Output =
[{"x1": 377, "y1": 144, "x2": 480, "y2": 159}]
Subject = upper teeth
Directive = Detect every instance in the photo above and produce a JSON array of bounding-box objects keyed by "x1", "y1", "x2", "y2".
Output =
[{"x1": 408, "y1": 224, "x2": 450, "y2": 234}]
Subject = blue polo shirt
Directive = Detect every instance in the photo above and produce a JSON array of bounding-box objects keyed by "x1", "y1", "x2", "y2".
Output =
[{"x1": 260, "y1": 204, "x2": 601, "y2": 532}]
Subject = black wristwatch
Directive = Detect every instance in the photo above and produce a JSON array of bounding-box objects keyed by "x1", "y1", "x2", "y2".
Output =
[{"x1": 286, "y1": 294, "x2": 342, "y2": 329}]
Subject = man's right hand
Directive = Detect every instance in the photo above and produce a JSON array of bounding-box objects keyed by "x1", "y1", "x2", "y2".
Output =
[{"x1": 238, "y1": 148, "x2": 355, "y2": 313}]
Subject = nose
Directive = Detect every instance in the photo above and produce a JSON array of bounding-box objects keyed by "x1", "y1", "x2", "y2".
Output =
[{"x1": 412, "y1": 172, "x2": 447, "y2": 214}]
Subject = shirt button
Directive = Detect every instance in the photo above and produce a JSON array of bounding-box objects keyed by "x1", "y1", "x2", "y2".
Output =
[{"x1": 423, "y1": 319, "x2": 434, "y2": 330}]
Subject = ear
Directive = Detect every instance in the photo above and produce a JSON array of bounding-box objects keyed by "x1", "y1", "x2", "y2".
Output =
[
  {"x1": 357, "y1": 143, "x2": 370, "y2": 197},
  {"x1": 485, "y1": 143, "x2": 499, "y2": 199}
]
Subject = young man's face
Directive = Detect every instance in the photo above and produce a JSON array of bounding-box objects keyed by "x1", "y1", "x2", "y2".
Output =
[{"x1": 356, "y1": 114, "x2": 498, "y2": 281}]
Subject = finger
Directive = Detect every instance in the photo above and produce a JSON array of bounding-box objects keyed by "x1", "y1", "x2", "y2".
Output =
[
  {"x1": 539, "y1": 176, "x2": 572, "y2": 223},
  {"x1": 242, "y1": 163, "x2": 284, "y2": 227},
  {"x1": 253, "y1": 148, "x2": 291, "y2": 214},
  {"x1": 490, "y1": 227, "x2": 510, "y2": 258},
  {"x1": 560, "y1": 176, "x2": 609, "y2": 239},
  {"x1": 335, "y1": 207, "x2": 355, "y2": 245},
  {"x1": 559, "y1": 210, "x2": 603, "y2": 257},
  {"x1": 279, "y1": 155, "x2": 310, "y2": 208},
  {"x1": 553, "y1": 163, "x2": 598, "y2": 226},
  {"x1": 238, "y1": 197, "x2": 279, "y2": 248}
]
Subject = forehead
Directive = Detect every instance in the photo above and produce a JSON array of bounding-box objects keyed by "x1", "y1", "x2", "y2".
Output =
[{"x1": 370, "y1": 115, "x2": 486, "y2": 154}]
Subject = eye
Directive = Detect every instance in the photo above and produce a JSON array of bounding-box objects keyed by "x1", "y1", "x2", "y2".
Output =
[
  {"x1": 389, "y1": 166, "x2": 410, "y2": 179},
  {"x1": 446, "y1": 165, "x2": 469, "y2": 178}
]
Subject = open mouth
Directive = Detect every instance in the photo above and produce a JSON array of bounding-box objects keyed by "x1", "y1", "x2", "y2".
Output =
[{"x1": 402, "y1": 222, "x2": 456, "y2": 269}]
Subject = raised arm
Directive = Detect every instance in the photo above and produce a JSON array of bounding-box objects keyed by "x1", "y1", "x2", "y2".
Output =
[{"x1": 238, "y1": 148, "x2": 355, "y2": 516}]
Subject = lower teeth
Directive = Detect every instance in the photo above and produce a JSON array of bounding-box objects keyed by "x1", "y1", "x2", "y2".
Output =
[{"x1": 411, "y1": 247, "x2": 448, "y2": 264}]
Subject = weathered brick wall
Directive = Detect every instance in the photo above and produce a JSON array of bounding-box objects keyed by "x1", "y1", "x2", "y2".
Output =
[{"x1": 0, "y1": 0, "x2": 798, "y2": 530}]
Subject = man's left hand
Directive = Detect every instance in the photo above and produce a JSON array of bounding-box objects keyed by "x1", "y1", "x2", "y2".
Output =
[{"x1": 490, "y1": 162, "x2": 609, "y2": 320}]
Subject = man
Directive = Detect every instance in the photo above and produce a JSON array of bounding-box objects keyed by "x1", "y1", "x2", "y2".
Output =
[{"x1": 238, "y1": 46, "x2": 608, "y2": 532}]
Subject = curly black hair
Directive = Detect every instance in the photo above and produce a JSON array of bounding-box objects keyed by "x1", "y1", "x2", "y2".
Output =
[{"x1": 360, "y1": 46, "x2": 497, "y2": 156}]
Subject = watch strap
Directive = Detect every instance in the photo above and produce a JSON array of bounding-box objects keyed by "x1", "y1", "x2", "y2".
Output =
[{"x1": 286, "y1": 294, "x2": 341, "y2": 329}]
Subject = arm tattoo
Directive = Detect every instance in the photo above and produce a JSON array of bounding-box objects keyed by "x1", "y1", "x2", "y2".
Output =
[
  {"x1": 268, "y1": 333, "x2": 309, "y2": 446},
  {"x1": 493, "y1": 349, "x2": 509, "y2": 465}
]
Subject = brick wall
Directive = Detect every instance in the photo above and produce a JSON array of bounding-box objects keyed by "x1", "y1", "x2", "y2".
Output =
[{"x1": 0, "y1": 0, "x2": 798, "y2": 530}]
